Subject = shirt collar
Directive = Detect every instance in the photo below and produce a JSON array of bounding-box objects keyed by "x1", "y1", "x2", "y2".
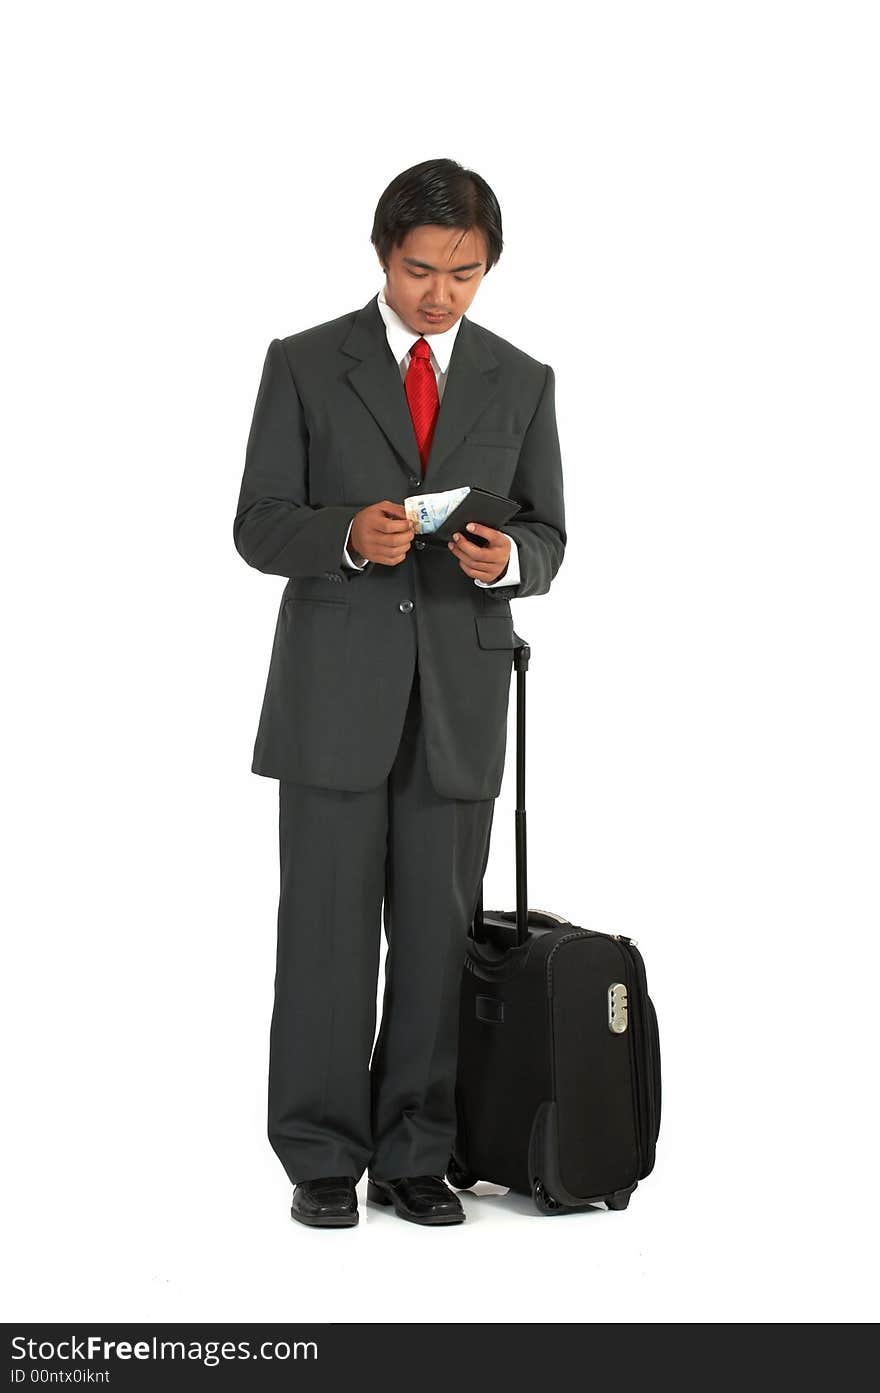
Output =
[{"x1": 376, "y1": 285, "x2": 463, "y2": 374}]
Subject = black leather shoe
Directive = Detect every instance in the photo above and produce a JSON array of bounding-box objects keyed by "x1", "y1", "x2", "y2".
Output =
[
  {"x1": 290, "y1": 1176, "x2": 359, "y2": 1227},
  {"x1": 367, "y1": 1174, "x2": 466, "y2": 1225}
]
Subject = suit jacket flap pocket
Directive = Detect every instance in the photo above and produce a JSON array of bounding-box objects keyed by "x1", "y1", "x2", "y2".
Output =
[
  {"x1": 474, "y1": 614, "x2": 516, "y2": 649},
  {"x1": 284, "y1": 578, "x2": 350, "y2": 606}
]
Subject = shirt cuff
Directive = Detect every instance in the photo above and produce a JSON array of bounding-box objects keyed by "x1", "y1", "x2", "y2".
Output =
[
  {"x1": 342, "y1": 517, "x2": 368, "y2": 570},
  {"x1": 474, "y1": 538, "x2": 521, "y2": 588}
]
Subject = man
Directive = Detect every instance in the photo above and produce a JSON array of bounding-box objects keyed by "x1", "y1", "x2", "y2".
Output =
[{"x1": 234, "y1": 158, "x2": 566, "y2": 1228}]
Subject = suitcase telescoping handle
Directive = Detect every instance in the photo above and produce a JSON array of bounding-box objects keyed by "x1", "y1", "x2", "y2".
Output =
[{"x1": 471, "y1": 638, "x2": 531, "y2": 948}]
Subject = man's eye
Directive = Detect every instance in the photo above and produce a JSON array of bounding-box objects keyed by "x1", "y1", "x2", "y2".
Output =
[{"x1": 407, "y1": 272, "x2": 475, "y2": 282}]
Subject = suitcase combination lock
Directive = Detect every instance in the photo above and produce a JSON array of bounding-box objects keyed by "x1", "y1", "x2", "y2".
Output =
[{"x1": 608, "y1": 982, "x2": 629, "y2": 1035}]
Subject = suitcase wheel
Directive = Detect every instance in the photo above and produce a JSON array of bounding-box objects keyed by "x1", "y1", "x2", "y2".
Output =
[
  {"x1": 446, "y1": 1156, "x2": 479, "y2": 1191},
  {"x1": 604, "y1": 1193, "x2": 631, "y2": 1211},
  {"x1": 532, "y1": 1179, "x2": 566, "y2": 1215}
]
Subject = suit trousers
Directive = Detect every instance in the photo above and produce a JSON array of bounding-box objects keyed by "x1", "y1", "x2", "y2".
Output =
[{"x1": 268, "y1": 663, "x2": 496, "y2": 1184}]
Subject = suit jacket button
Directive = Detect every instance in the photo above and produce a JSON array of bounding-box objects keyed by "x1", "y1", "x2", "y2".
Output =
[
  {"x1": 415, "y1": 538, "x2": 426, "y2": 550},
  {"x1": 399, "y1": 599, "x2": 414, "y2": 613},
  {"x1": 409, "y1": 476, "x2": 421, "y2": 486}
]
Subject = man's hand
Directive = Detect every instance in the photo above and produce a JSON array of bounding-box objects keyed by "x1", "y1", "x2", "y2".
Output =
[
  {"x1": 447, "y1": 522, "x2": 511, "y2": 583},
  {"x1": 350, "y1": 501, "x2": 415, "y2": 566}
]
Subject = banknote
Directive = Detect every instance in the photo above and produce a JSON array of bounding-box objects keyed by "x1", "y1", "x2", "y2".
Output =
[{"x1": 404, "y1": 486, "x2": 470, "y2": 535}]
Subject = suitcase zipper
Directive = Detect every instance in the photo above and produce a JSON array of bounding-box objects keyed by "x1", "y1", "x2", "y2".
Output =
[{"x1": 545, "y1": 929, "x2": 598, "y2": 996}]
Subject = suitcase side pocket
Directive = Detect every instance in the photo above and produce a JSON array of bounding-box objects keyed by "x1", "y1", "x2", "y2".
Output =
[
  {"x1": 647, "y1": 994, "x2": 662, "y2": 1145},
  {"x1": 616, "y1": 941, "x2": 660, "y2": 1179}
]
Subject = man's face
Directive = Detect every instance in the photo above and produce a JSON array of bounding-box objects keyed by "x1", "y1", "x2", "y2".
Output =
[{"x1": 379, "y1": 225, "x2": 488, "y2": 336}]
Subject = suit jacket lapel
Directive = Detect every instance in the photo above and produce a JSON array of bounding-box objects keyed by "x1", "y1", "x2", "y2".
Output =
[{"x1": 341, "y1": 295, "x2": 501, "y2": 490}]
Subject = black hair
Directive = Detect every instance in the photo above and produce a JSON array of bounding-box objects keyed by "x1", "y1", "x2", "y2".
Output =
[{"x1": 371, "y1": 158, "x2": 503, "y2": 274}]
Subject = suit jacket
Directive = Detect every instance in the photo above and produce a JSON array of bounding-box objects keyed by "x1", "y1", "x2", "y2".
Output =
[{"x1": 233, "y1": 293, "x2": 566, "y2": 799}]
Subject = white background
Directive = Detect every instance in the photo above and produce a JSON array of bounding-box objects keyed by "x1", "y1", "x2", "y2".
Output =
[{"x1": 3, "y1": 0, "x2": 878, "y2": 1324}]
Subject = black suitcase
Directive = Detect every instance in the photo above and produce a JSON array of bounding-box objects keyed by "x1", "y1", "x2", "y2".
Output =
[{"x1": 448, "y1": 638, "x2": 662, "y2": 1215}]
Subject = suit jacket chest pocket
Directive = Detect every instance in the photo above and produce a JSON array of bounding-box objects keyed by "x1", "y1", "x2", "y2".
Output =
[
  {"x1": 460, "y1": 431, "x2": 524, "y2": 492},
  {"x1": 464, "y1": 431, "x2": 524, "y2": 451}
]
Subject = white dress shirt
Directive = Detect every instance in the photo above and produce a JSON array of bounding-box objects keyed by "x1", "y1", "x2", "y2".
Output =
[{"x1": 341, "y1": 286, "x2": 521, "y2": 589}]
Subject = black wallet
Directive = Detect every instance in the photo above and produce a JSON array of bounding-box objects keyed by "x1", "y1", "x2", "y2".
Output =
[{"x1": 419, "y1": 486, "x2": 522, "y2": 548}]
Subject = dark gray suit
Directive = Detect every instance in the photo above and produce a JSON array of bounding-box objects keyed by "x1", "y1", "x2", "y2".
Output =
[{"x1": 234, "y1": 294, "x2": 565, "y2": 1183}]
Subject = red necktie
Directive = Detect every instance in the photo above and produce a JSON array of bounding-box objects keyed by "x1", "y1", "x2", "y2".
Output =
[{"x1": 404, "y1": 337, "x2": 439, "y2": 475}]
